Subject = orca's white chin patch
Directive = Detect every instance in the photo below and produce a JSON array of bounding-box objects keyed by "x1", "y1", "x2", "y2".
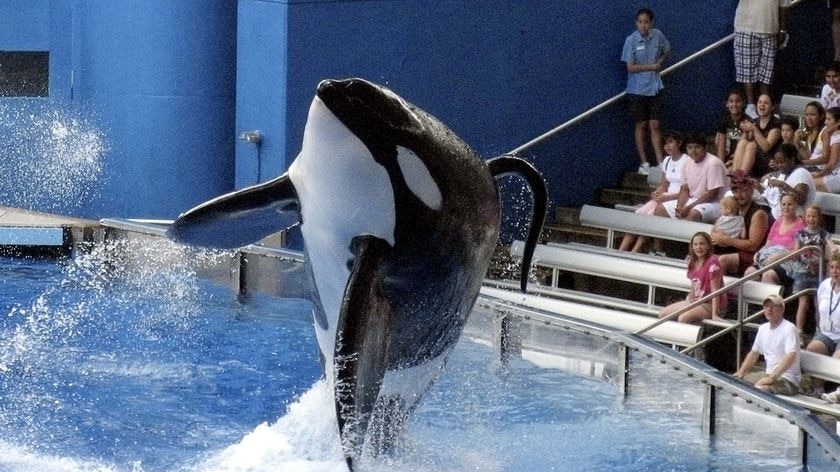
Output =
[{"x1": 289, "y1": 96, "x2": 396, "y2": 367}]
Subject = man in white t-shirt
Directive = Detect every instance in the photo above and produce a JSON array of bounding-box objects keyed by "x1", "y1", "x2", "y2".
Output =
[
  {"x1": 733, "y1": 294, "x2": 801, "y2": 395},
  {"x1": 733, "y1": 0, "x2": 791, "y2": 118}
]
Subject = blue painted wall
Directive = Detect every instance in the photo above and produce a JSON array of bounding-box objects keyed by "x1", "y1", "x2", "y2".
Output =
[
  {"x1": 0, "y1": 0, "x2": 236, "y2": 218},
  {"x1": 0, "y1": 1, "x2": 831, "y2": 219}
]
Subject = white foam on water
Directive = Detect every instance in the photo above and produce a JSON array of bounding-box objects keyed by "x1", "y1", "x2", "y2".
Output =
[
  {"x1": 0, "y1": 441, "x2": 119, "y2": 472},
  {"x1": 196, "y1": 379, "x2": 345, "y2": 472}
]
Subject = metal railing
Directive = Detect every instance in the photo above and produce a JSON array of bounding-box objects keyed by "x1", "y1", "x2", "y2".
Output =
[
  {"x1": 636, "y1": 244, "x2": 822, "y2": 367},
  {"x1": 508, "y1": 0, "x2": 807, "y2": 157}
]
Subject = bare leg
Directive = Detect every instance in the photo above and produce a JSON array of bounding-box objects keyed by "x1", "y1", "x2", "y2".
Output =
[
  {"x1": 649, "y1": 119, "x2": 664, "y2": 165},
  {"x1": 815, "y1": 176, "x2": 829, "y2": 193},
  {"x1": 717, "y1": 253, "x2": 741, "y2": 276},
  {"x1": 736, "y1": 141, "x2": 757, "y2": 175},
  {"x1": 659, "y1": 299, "x2": 714, "y2": 324},
  {"x1": 760, "y1": 269, "x2": 779, "y2": 284},
  {"x1": 619, "y1": 233, "x2": 636, "y2": 251},
  {"x1": 686, "y1": 209, "x2": 703, "y2": 222},
  {"x1": 744, "y1": 83, "x2": 755, "y2": 106},
  {"x1": 795, "y1": 294, "x2": 810, "y2": 332},
  {"x1": 730, "y1": 138, "x2": 749, "y2": 171},
  {"x1": 651, "y1": 237, "x2": 664, "y2": 254},
  {"x1": 659, "y1": 299, "x2": 689, "y2": 319},
  {"x1": 808, "y1": 339, "x2": 830, "y2": 391},
  {"x1": 653, "y1": 203, "x2": 668, "y2": 217},
  {"x1": 632, "y1": 235, "x2": 650, "y2": 253},
  {"x1": 635, "y1": 120, "x2": 649, "y2": 164}
]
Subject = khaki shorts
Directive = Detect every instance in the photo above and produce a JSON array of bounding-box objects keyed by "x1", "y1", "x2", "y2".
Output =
[{"x1": 744, "y1": 371, "x2": 799, "y2": 396}]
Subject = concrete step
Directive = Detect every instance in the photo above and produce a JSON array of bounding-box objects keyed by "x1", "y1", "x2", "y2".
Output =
[
  {"x1": 554, "y1": 206, "x2": 581, "y2": 226},
  {"x1": 597, "y1": 187, "x2": 649, "y2": 207},
  {"x1": 620, "y1": 170, "x2": 652, "y2": 190},
  {"x1": 542, "y1": 223, "x2": 607, "y2": 246}
]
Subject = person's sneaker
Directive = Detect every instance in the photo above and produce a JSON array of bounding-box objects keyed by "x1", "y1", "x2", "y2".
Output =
[
  {"x1": 638, "y1": 162, "x2": 651, "y2": 176},
  {"x1": 821, "y1": 389, "x2": 840, "y2": 403},
  {"x1": 745, "y1": 103, "x2": 758, "y2": 119},
  {"x1": 651, "y1": 251, "x2": 667, "y2": 257}
]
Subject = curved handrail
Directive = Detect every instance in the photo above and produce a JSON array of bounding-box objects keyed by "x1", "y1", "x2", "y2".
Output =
[
  {"x1": 635, "y1": 244, "x2": 821, "y2": 336},
  {"x1": 508, "y1": 0, "x2": 807, "y2": 157}
]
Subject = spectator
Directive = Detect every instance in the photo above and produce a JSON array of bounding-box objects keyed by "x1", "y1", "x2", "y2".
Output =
[
  {"x1": 733, "y1": 294, "x2": 801, "y2": 396},
  {"x1": 780, "y1": 115, "x2": 799, "y2": 145},
  {"x1": 712, "y1": 171, "x2": 770, "y2": 276},
  {"x1": 619, "y1": 131, "x2": 686, "y2": 254},
  {"x1": 733, "y1": 0, "x2": 791, "y2": 118},
  {"x1": 820, "y1": 62, "x2": 840, "y2": 111},
  {"x1": 621, "y1": 7, "x2": 671, "y2": 176},
  {"x1": 808, "y1": 251, "x2": 840, "y2": 399},
  {"x1": 658, "y1": 232, "x2": 726, "y2": 323},
  {"x1": 808, "y1": 107, "x2": 840, "y2": 193},
  {"x1": 712, "y1": 195, "x2": 745, "y2": 239},
  {"x1": 769, "y1": 205, "x2": 837, "y2": 333},
  {"x1": 743, "y1": 192, "x2": 804, "y2": 278},
  {"x1": 729, "y1": 93, "x2": 782, "y2": 178},
  {"x1": 715, "y1": 87, "x2": 748, "y2": 164},
  {"x1": 794, "y1": 101, "x2": 825, "y2": 161},
  {"x1": 756, "y1": 142, "x2": 815, "y2": 220},
  {"x1": 655, "y1": 132, "x2": 727, "y2": 222}
]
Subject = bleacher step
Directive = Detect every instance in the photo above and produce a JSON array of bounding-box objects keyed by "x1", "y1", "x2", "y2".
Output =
[{"x1": 597, "y1": 187, "x2": 649, "y2": 207}]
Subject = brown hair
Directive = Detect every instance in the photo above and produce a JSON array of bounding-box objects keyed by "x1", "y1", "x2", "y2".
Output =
[
  {"x1": 688, "y1": 231, "x2": 713, "y2": 268},
  {"x1": 805, "y1": 204, "x2": 825, "y2": 229}
]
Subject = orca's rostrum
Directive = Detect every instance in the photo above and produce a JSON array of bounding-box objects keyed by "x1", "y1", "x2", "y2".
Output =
[{"x1": 167, "y1": 78, "x2": 547, "y2": 470}]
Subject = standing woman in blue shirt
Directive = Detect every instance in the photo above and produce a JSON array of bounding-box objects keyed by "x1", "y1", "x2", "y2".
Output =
[{"x1": 621, "y1": 7, "x2": 671, "y2": 176}]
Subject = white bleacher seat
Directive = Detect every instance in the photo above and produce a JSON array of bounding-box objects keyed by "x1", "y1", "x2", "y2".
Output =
[
  {"x1": 510, "y1": 241, "x2": 781, "y2": 307},
  {"x1": 779, "y1": 94, "x2": 815, "y2": 125},
  {"x1": 480, "y1": 285, "x2": 702, "y2": 347},
  {"x1": 778, "y1": 351, "x2": 840, "y2": 418},
  {"x1": 579, "y1": 204, "x2": 711, "y2": 248}
]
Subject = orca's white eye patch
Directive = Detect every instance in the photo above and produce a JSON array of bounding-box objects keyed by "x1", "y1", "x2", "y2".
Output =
[{"x1": 396, "y1": 146, "x2": 442, "y2": 210}]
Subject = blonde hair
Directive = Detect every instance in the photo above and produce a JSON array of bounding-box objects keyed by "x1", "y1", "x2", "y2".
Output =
[
  {"x1": 805, "y1": 204, "x2": 825, "y2": 229},
  {"x1": 720, "y1": 195, "x2": 738, "y2": 216}
]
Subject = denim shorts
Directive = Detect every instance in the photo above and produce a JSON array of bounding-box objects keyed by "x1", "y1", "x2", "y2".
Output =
[{"x1": 813, "y1": 332, "x2": 840, "y2": 355}]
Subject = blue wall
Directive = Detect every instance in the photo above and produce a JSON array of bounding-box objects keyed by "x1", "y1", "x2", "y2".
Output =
[
  {"x1": 0, "y1": 0, "x2": 236, "y2": 219},
  {"x1": 0, "y1": 1, "x2": 831, "y2": 219},
  {"x1": 272, "y1": 0, "x2": 737, "y2": 213}
]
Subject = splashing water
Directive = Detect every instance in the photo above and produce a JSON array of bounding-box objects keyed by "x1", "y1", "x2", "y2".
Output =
[
  {"x1": 0, "y1": 237, "x2": 822, "y2": 471},
  {"x1": 0, "y1": 101, "x2": 109, "y2": 213}
]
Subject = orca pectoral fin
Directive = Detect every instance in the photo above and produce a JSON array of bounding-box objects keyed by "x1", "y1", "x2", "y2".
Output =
[
  {"x1": 334, "y1": 235, "x2": 392, "y2": 469},
  {"x1": 166, "y1": 173, "x2": 300, "y2": 249},
  {"x1": 487, "y1": 155, "x2": 548, "y2": 292}
]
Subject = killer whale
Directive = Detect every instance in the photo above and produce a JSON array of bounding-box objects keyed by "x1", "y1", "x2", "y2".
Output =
[{"x1": 167, "y1": 78, "x2": 547, "y2": 470}]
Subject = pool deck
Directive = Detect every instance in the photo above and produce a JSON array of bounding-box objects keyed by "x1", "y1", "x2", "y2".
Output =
[{"x1": 0, "y1": 205, "x2": 100, "y2": 255}]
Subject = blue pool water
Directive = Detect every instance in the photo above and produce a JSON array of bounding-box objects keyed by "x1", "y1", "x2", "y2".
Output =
[{"x1": 0, "y1": 242, "x2": 814, "y2": 471}]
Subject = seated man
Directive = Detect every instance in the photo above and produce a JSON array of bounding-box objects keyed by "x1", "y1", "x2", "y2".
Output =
[
  {"x1": 733, "y1": 294, "x2": 801, "y2": 396},
  {"x1": 655, "y1": 132, "x2": 728, "y2": 222},
  {"x1": 711, "y1": 171, "x2": 770, "y2": 276}
]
